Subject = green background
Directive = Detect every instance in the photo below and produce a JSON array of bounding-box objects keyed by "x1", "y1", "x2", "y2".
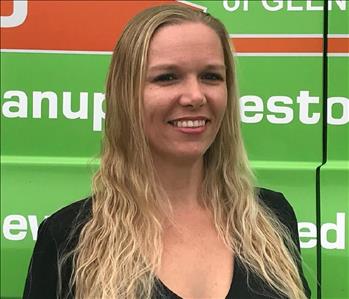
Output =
[{"x1": 1, "y1": 1, "x2": 348, "y2": 298}]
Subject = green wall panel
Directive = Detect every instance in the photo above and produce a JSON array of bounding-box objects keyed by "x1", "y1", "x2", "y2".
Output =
[{"x1": 1, "y1": 1, "x2": 348, "y2": 298}]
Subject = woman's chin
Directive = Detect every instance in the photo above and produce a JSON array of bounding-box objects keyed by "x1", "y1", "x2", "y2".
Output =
[
  {"x1": 165, "y1": 150, "x2": 206, "y2": 164},
  {"x1": 150, "y1": 147, "x2": 204, "y2": 163}
]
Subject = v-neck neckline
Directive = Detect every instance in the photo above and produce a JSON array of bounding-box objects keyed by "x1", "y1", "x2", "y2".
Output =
[{"x1": 156, "y1": 257, "x2": 241, "y2": 299}]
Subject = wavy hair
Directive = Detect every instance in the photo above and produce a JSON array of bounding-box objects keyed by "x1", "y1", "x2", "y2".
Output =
[{"x1": 62, "y1": 4, "x2": 307, "y2": 299}]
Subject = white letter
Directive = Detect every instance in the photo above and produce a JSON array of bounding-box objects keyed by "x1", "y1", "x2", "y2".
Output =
[
  {"x1": 321, "y1": 213, "x2": 345, "y2": 249},
  {"x1": 298, "y1": 222, "x2": 317, "y2": 249},
  {"x1": 262, "y1": 0, "x2": 283, "y2": 11},
  {"x1": 329, "y1": 0, "x2": 347, "y2": 10},
  {"x1": 1, "y1": 90, "x2": 28, "y2": 118},
  {"x1": 0, "y1": 0, "x2": 28, "y2": 28},
  {"x1": 287, "y1": 0, "x2": 303, "y2": 11},
  {"x1": 267, "y1": 96, "x2": 293, "y2": 124},
  {"x1": 306, "y1": 0, "x2": 323, "y2": 11},
  {"x1": 243, "y1": 0, "x2": 249, "y2": 11},
  {"x1": 32, "y1": 91, "x2": 58, "y2": 119},
  {"x1": 3, "y1": 215, "x2": 27, "y2": 241},
  {"x1": 239, "y1": 95, "x2": 263, "y2": 123},
  {"x1": 297, "y1": 90, "x2": 321, "y2": 124},
  {"x1": 93, "y1": 93, "x2": 105, "y2": 131},
  {"x1": 327, "y1": 97, "x2": 349, "y2": 125},
  {"x1": 223, "y1": 0, "x2": 240, "y2": 12},
  {"x1": 27, "y1": 215, "x2": 40, "y2": 241},
  {"x1": 62, "y1": 92, "x2": 88, "y2": 119}
]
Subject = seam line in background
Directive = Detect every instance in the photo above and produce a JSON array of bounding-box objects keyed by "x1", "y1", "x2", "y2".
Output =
[{"x1": 316, "y1": 1, "x2": 329, "y2": 298}]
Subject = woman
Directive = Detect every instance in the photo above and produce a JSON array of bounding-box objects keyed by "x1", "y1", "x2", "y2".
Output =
[{"x1": 24, "y1": 4, "x2": 311, "y2": 299}]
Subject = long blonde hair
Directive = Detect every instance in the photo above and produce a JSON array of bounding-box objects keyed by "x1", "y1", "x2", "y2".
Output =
[{"x1": 63, "y1": 4, "x2": 307, "y2": 299}]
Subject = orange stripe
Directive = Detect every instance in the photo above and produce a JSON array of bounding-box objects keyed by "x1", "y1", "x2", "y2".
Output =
[
  {"x1": 232, "y1": 37, "x2": 349, "y2": 53},
  {"x1": 0, "y1": 0, "x2": 14, "y2": 16},
  {"x1": 328, "y1": 38, "x2": 349, "y2": 53},
  {"x1": 232, "y1": 38, "x2": 323, "y2": 53},
  {"x1": 1, "y1": 0, "x2": 348, "y2": 53},
  {"x1": 0, "y1": 0, "x2": 175, "y2": 51}
]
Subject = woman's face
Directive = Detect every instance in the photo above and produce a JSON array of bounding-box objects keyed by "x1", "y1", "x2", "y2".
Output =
[{"x1": 143, "y1": 22, "x2": 227, "y2": 162}]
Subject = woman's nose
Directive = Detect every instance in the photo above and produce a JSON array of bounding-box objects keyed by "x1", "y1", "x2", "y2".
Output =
[{"x1": 179, "y1": 77, "x2": 206, "y2": 109}]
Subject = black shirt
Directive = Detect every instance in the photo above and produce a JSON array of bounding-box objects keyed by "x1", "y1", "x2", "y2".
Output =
[{"x1": 23, "y1": 188, "x2": 311, "y2": 299}]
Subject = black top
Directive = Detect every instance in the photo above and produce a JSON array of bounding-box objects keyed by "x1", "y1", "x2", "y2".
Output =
[{"x1": 23, "y1": 188, "x2": 311, "y2": 299}]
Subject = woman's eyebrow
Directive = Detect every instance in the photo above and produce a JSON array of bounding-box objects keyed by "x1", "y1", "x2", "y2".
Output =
[
  {"x1": 148, "y1": 64, "x2": 179, "y2": 72},
  {"x1": 148, "y1": 63, "x2": 226, "y2": 72},
  {"x1": 205, "y1": 64, "x2": 226, "y2": 71}
]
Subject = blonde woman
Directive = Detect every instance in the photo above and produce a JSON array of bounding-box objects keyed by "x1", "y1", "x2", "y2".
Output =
[{"x1": 24, "y1": 4, "x2": 311, "y2": 299}]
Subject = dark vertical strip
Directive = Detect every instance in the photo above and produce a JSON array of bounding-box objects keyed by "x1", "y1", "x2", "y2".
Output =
[{"x1": 316, "y1": 0, "x2": 329, "y2": 298}]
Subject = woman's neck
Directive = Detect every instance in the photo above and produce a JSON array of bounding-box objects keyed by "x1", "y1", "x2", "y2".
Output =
[{"x1": 152, "y1": 155, "x2": 204, "y2": 209}]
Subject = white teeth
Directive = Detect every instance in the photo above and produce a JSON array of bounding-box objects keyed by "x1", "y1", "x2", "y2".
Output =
[{"x1": 172, "y1": 120, "x2": 206, "y2": 128}]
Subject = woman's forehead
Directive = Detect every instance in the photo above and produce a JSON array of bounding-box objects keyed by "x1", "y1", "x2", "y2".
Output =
[{"x1": 147, "y1": 22, "x2": 225, "y2": 68}]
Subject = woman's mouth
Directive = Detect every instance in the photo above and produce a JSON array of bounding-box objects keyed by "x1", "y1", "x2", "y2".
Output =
[
  {"x1": 169, "y1": 119, "x2": 208, "y2": 128},
  {"x1": 167, "y1": 119, "x2": 209, "y2": 134}
]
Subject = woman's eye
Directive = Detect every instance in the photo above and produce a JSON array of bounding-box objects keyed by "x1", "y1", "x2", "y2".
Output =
[
  {"x1": 153, "y1": 73, "x2": 177, "y2": 82},
  {"x1": 202, "y1": 73, "x2": 224, "y2": 81}
]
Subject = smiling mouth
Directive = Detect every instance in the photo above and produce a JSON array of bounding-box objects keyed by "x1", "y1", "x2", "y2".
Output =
[{"x1": 168, "y1": 119, "x2": 208, "y2": 128}]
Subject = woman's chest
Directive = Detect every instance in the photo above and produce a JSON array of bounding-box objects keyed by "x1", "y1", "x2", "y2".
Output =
[{"x1": 158, "y1": 214, "x2": 234, "y2": 298}]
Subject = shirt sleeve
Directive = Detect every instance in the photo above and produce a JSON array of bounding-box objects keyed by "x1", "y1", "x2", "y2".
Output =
[
  {"x1": 23, "y1": 219, "x2": 59, "y2": 299},
  {"x1": 22, "y1": 198, "x2": 90, "y2": 299},
  {"x1": 277, "y1": 192, "x2": 312, "y2": 299},
  {"x1": 258, "y1": 188, "x2": 312, "y2": 298}
]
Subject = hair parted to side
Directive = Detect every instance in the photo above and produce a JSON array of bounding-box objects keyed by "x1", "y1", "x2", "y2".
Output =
[{"x1": 60, "y1": 4, "x2": 307, "y2": 299}]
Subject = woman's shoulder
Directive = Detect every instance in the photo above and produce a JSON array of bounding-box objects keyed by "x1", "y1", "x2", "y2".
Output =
[
  {"x1": 256, "y1": 188, "x2": 311, "y2": 298},
  {"x1": 256, "y1": 187, "x2": 298, "y2": 230},
  {"x1": 23, "y1": 198, "x2": 92, "y2": 298},
  {"x1": 40, "y1": 197, "x2": 92, "y2": 244},
  {"x1": 257, "y1": 187, "x2": 291, "y2": 208}
]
